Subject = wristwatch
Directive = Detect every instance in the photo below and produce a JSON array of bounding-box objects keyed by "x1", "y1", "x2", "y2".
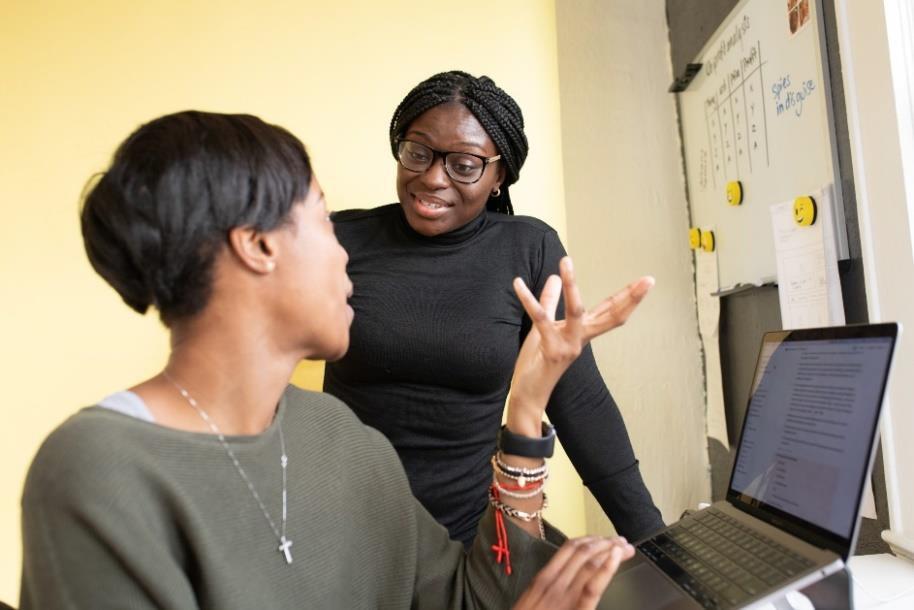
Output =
[{"x1": 497, "y1": 422, "x2": 556, "y2": 458}]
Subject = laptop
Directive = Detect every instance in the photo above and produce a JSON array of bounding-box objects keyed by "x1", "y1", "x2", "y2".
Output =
[{"x1": 602, "y1": 323, "x2": 899, "y2": 609}]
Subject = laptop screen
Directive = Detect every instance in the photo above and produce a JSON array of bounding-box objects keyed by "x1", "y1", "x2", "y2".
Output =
[{"x1": 727, "y1": 324, "x2": 897, "y2": 555}]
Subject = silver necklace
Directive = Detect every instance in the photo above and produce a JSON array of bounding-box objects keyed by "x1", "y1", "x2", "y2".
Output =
[{"x1": 163, "y1": 372, "x2": 293, "y2": 565}]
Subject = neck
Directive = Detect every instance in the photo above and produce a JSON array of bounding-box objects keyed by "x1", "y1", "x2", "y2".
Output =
[{"x1": 159, "y1": 310, "x2": 301, "y2": 435}]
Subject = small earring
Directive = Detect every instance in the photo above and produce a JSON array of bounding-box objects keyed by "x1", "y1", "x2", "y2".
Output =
[
  {"x1": 265, "y1": 260, "x2": 276, "y2": 272},
  {"x1": 492, "y1": 187, "x2": 501, "y2": 197}
]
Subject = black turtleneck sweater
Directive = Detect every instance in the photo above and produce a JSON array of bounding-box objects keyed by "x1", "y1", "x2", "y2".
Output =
[{"x1": 326, "y1": 204, "x2": 664, "y2": 546}]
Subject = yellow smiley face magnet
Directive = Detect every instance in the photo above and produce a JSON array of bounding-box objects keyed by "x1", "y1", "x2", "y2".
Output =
[
  {"x1": 701, "y1": 229, "x2": 715, "y2": 252},
  {"x1": 726, "y1": 181, "x2": 742, "y2": 206},
  {"x1": 794, "y1": 196, "x2": 817, "y2": 226}
]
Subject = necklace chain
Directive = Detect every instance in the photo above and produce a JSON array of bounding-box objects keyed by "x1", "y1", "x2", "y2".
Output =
[{"x1": 163, "y1": 371, "x2": 293, "y2": 565}]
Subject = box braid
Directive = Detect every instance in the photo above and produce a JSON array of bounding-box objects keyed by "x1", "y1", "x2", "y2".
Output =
[{"x1": 389, "y1": 71, "x2": 528, "y2": 215}]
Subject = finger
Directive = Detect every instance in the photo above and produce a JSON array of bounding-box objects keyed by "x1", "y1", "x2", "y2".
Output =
[
  {"x1": 539, "y1": 274, "x2": 562, "y2": 322},
  {"x1": 559, "y1": 257, "x2": 585, "y2": 337},
  {"x1": 574, "y1": 543, "x2": 633, "y2": 610},
  {"x1": 521, "y1": 537, "x2": 601, "y2": 600},
  {"x1": 552, "y1": 538, "x2": 617, "y2": 591},
  {"x1": 588, "y1": 276, "x2": 654, "y2": 318},
  {"x1": 584, "y1": 276, "x2": 654, "y2": 339},
  {"x1": 513, "y1": 277, "x2": 548, "y2": 324},
  {"x1": 534, "y1": 538, "x2": 617, "y2": 606}
]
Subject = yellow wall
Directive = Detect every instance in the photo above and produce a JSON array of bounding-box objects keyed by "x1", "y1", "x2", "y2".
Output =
[{"x1": 0, "y1": 0, "x2": 580, "y2": 601}]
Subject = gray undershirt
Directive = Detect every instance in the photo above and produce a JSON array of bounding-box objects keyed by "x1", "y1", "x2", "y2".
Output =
[{"x1": 97, "y1": 390, "x2": 155, "y2": 422}]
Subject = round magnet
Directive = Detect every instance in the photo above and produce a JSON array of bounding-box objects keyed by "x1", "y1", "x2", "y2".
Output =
[
  {"x1": 701, "y1": 229, "x2": 715, "y2": 252},
  {"x1": 689, "y1": 227, "x2": 702, "y2": 249},
  {"x1": 794, "y1": 196, "x2": 817, "y2": 226},
  {"x1": 726, "y1": 181, "x2": 743, "y2": 206}
]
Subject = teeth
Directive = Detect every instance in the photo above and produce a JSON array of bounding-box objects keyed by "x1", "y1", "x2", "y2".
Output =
[{"x1": 419, "y1": 198, "x2": 444, "y2": 209}]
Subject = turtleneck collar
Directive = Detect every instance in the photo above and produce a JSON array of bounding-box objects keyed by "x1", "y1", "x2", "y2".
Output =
[{"x1": 395, "y1": 205, "x2": 488, "y2": 246}]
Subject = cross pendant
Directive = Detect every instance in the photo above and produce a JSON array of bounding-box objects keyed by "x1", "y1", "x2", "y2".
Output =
[{"x1": 278, "y1": 536, "x2": 293, "y2": 564}]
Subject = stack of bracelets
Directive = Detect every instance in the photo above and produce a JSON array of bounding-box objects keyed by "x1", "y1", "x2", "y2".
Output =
[
  {"x1": 488, "y1": 422, "x2": 556, "y2": 575},
  {"x1": 490, "y1": 452, "x2": 549, "y2": 537}
]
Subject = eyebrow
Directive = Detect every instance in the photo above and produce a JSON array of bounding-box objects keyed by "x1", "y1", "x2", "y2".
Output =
[{"x1": 405, "y1": 130, "x2": 488, "y2": 152}]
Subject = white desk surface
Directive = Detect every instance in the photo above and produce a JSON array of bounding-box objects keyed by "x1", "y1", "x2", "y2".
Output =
[
  {"x1": 756, "y1": 553, "x2": 914, "y2": 610},
  {"x1": 848, "y1": 554, "x2": 914, "y2": 609}
]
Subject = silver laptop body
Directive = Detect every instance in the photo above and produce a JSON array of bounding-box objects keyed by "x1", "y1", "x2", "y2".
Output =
[{"x1": 602, "y1": 323, "x2": 899, "y2": 609}]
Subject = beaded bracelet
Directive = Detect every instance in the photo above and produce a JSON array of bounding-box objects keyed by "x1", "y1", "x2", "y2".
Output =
[
  {"x1": 494, "y1": 451, "x2": 548, "y2": 476},
  {"x1": 488, "y1": 487, "x2": 549, "y2": 521},
  {"x1": 492, "y1": 457, "x2": 548, "y2": 489},
  {"x1": 498, "y1": 475, "x2": 549, "y2": 492},
  {"x1": 492, "y1": 474, "x2": 545, "y2": 499}
]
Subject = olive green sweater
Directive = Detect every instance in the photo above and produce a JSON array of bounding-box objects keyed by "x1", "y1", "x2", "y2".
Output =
[{"x1": 20, "y1": 386, "x2": 562, "y2": 609}]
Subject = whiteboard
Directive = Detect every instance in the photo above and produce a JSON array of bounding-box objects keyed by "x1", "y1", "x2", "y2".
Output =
[{"x1": 679, "y1": 0, "x2": 844, "y2": 288}]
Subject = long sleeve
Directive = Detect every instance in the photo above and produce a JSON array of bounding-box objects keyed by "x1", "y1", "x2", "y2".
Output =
[
  {"x1": 20, "y1": 424, "x2": 197, "y2": 610},
  {"x1": 411, "y1": 499, "x2": 566, "y2": 609},
  {"x1": 527, "y1": 230, "x2": 665, "y2": 542}
]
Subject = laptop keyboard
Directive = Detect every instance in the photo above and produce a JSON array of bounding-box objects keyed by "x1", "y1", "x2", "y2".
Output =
[{"x1": 638, "y1": 507, "x2": 815, "y2": 609}]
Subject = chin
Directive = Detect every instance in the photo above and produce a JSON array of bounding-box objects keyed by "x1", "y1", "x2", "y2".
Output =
[
  {"x1": 321, "y1": 338, "x2": 350, "y2": 363},
  {"x1": 403, "y1": 210, "x2": 448, "y2": 237}
]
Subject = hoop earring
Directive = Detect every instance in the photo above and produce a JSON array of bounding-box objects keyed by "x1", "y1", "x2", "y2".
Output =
[{"x1": 492, "y1": 187, "x2": 502, "y2": 197}]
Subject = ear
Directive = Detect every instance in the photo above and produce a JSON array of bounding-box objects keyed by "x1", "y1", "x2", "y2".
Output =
[
  {"x1": 494, "y1": 164, "x2": 507, "y2": 191},
  {"x1": 227, "y1": 225, "x2": 278, "y2": 274}
]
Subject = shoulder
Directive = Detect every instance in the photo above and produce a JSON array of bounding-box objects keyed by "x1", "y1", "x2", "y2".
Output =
[
  {"x1": 282, "y1": 384, "x2": 362, "y2": 430},
  {"x1": 281, "y1": 386, "x2": 400, "y2": 462},
  {"x1": 22, "y1": 408, "x2": 151, "y2": 506},
  {"x1": 330, "y1": 204, "x2": 400, "y2": 250},
  {"x1": 489, "y1": 212, "x2": 556, "y2": 233},
  {"x1": 487, "y1": 212, "x2": 561, "y2": 244},
  {"x1": 331, "y1": 204, "x2": 399, "y2": 226},
  {"x1": 29, "y1": 407, "x2": 144, "y2": 465}
]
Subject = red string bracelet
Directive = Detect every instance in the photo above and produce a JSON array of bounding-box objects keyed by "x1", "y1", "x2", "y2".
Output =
[{"x1": 489, "y1": 485, "x2": 513, "y2": 575}]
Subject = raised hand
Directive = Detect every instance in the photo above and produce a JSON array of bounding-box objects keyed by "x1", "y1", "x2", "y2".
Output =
[
  {"x1": 506, "y1": 257, "x2": 654, "y2": 435},
  {"x1": 513, "y1": 536, "x2": 635, "y2": 610}
]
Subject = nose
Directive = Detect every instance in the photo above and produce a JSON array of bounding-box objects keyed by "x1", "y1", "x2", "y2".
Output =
[{"x1": 419, "y1": 154, "x2": 450, "y2": 189}]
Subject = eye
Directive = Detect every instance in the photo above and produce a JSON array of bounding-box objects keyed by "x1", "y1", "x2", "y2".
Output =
[
  {"x1": 448, "y1": 155, "x2": 482, "y2": 177},
  {"x1": 408, "y1": 149, "x2": 431, "y2": 163}
]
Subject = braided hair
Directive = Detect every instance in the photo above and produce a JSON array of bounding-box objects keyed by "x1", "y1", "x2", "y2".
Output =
[{"x1": 389, "y1": 71, "x2": 528, "y2": 215}]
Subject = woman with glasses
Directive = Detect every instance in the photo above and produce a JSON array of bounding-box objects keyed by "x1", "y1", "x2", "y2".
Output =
[
  {"x1": 19, "y1": 110, "x2": 648, "y2": 609},
  {"x1": 327, "y1": 71, "x2": 665, "y2": 548}
]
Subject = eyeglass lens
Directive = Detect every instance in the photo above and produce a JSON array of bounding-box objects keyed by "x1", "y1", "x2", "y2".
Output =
[{"x1": 397, "y1": 141, "x2": 486, "y2": 184}]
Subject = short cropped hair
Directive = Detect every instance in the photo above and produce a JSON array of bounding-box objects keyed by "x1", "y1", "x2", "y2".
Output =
[{"x1": 81, "y1": 111, "x2": 312, "y2": 325}]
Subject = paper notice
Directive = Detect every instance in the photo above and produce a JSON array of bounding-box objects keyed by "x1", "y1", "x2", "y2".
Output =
[
  {"x1": 696, "y1": 242, "x2": 729, "y2": 446},
  {"x1": 770, "y1": 185, "x2": 845, "y2": 329}
]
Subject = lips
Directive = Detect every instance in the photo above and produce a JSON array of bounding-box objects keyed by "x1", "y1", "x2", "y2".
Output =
[{"x1": 411, "y1": 193, "x2": 453, "y2": 219}]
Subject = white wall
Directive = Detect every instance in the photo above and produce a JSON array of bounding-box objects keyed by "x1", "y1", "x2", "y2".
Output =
[
  {"x1": 554, "y1": 0, "x2": 710, "y2": 532},
  {"x1": 835, "y1": 0, "x2": 914, "y2": 560}
]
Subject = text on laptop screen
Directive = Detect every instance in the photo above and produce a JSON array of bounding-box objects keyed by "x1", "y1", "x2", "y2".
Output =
[{"x1": 730, "y1": 336, "x2": 894, "y2": 538}]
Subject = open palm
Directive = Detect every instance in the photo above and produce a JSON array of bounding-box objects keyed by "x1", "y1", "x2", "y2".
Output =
[{"x1": 507, "y1": 257, "x2": 654, "y2": 425}]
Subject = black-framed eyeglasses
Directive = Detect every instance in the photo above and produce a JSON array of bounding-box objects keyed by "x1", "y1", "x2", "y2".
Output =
[{"x1": 396, "y1": 139, "x2": 501, "y2": 184}]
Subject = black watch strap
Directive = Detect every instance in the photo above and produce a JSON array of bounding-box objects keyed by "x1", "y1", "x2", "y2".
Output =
[{"x1": 497, "y1": 422, "x2": 556, "y2": 458}]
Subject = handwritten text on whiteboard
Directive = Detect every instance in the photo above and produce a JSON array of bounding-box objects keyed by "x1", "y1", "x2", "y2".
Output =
[{"x1": 772, "y1": 75, "x2": 817, "y2": 117}]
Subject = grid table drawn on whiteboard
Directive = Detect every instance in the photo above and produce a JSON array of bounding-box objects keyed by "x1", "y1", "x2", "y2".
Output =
[{"x1": 679, "y1": 0, "x2": 845, "y2": 288}]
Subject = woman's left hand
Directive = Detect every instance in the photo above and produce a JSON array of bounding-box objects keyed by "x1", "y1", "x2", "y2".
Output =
[
  {"x1": 506, "y1": 256, "x2": 654, "y2": 435},
  {"x1": 513, "y1": 536, "x2": 635, "y2": 610}
]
